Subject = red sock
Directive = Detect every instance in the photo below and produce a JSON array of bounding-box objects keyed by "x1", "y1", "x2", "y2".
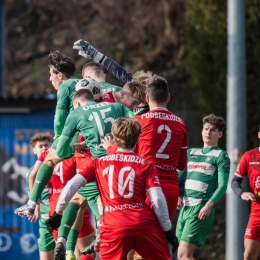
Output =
[{"x1": 79, "y1": 254, "x2": 94, "y2": 260}]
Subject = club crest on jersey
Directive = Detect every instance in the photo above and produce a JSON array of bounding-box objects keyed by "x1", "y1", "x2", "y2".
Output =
[
  {"x1": 255, "y1": 176, "x2": 260, "y2": 189},
  {"x1": 205, "y1": 156, "x2": 211, "y2": 162}
]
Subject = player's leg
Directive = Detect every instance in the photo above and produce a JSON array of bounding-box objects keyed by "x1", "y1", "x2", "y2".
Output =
[
  {"x1": 244, "y1": 214, "x2": 260, "y2": 260},
  {"x1": 177, "y1": 204, "x2": 214, "y2": 260},
  {"x1": 244, "y1": 239, "x2": 260, "y2": 260},
  {"x1": 38, "y1": 218, "x2": 56, "y2": 260}
]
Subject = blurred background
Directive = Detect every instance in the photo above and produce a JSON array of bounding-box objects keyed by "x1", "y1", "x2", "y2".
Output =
[{"x1": 0, "y1": 0, "x2": 260, "y2": 259}]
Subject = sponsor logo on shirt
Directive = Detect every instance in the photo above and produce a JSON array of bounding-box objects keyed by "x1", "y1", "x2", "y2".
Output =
[
  {"x1": 155, "y1": 164, "x2": 176, "y2": 171},
  {"x1": 48, "y1": 188, "x2": 62, "y2": 194},
  {"x1": 188, "y1": 164, "x2": 207, "y2": 171},
  {"x1": 104, "y1": 203, "x2": 144, "y2": 212},
  {"x1": 249, "y1": 162, "x2": 259, "y2": 165}
]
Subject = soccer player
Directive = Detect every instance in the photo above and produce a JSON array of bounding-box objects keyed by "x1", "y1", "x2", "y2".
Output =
[
  {"x1": 15, "y1": 51, "x2": 79, "y2": 215},
  {"x1": 135, "y1": 75, "x2": 188, "y2": 220},
  {"x1": 176, "y1": 114, "x2": 230, "y2": 260},
  {"x1": 73, "y1": 39, "x2": 152, "y2": 115},
  {"x1": 231, "y1": 129, "x2": 260, "y2": 260},
  {"x1": 45, "y1": 89, "x2": 134, "y2": 259},
  {"x1": 48, "y1": 117, "x2": 176, "y2": 260},
  {"x1": 82, "y1": 61, "x2": 122, "y2": 92},
  {"x1": 98, "y1": 81, "x2": 145, "y2": 112},
  {"x1": 25, "y1": 133, "x2": 53, "y2": 260}
]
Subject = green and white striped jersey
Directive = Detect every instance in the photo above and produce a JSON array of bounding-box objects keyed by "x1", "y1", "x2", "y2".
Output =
[{"x1": 183, "y1": 147, "x2": 230, "y2": 206}]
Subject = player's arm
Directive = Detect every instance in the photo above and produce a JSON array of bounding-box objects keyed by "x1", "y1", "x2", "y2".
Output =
[
  {"x1": 231, "y1": 154, "x2": 256, "y2": 201},
  {"x1": 56, "y1": 112, "x2": 77, "y2": 159},
  {"x1": 54, "y1": 84, "x2": 70, "y2": 137},
  {"x1": 199, "y1": 151, "x2": 230, "y2": 220},
  {"x1": 73, "y1": 40, "x2": 133, "y2": 84},
  {"x1": 146, "y1": 163, "x2": 171, "y2": 231}
]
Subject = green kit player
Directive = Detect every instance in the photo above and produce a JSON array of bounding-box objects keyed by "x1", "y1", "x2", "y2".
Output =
[
  {"x1": 82, "y1": 61, "x2": 122, "y2": 93},
  {"x1": 15, "y1": 51, "x2": 79, "y2": 215},
  {"x1": 44, "y1": 88, "x2": 134, "y2": 259},
  {"x1": 176, "y1": 114, "x2": 230, "y2": 260}
]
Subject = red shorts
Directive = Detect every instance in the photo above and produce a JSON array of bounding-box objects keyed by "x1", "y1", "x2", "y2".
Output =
[
  {"x1": 245, "y1": 212, "x2": 260, "y2": 240},
  {"x1": 146, "y1": 186, "x2": 179, "y2": 220},
  {"x1": 78, "y1": 209, "x2": 94, "y2": 238},
  {"x1": 99, "y1": 232, "x2": 171, "y2": 260}
]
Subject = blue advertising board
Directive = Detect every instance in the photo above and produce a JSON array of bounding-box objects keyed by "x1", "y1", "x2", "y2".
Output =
[{"x1": 0, "y1": 110, "x2": 54, "y2": 260}]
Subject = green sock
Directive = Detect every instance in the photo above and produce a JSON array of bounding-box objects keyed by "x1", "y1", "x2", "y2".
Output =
[
  {"x1": 66, "y1": 229, "x2": 79, "y2": 251},
  {"x1": 30, "y1": 163, "x2": 53, "y2": 202},
  {"x1": 58, "y1": 202, "x2": 79, "y2": 240}
]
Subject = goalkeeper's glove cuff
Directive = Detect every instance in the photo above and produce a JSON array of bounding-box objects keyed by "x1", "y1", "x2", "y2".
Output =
[{"x1": 93, "y1": 51, "x2": 105, "y2": 63}]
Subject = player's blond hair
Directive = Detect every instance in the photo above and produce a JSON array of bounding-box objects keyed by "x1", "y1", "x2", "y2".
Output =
[
  {"x1": 30, "y1": 133, "x2": 52, "y2": 148},
  {"x1": 112, "y1": 118, "x2": 142, "y2": 149},
  {"x1": 203, "y1": 114, "x2": 226, "y2": 132},
  {"x1": 81, "y1": 61, "x2": 104, "y2": 79},
  {"x1": 132, "y1": 70, "x2": 153, "y2": 87},
  {"x1": 122, "y1": 81, "x2": 146, "y2": 104}
]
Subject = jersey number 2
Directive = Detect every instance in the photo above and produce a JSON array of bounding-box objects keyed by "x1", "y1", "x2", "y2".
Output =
[{"x1": 156, "y1": 125, "x2": 172, "y2": 159}]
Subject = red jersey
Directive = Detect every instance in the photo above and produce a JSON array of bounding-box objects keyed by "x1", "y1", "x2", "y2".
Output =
[
  {"x1": 98, "y1": 91, "x2": 117, "y2": 103},
  {"x1": 79, "y1": 151, "x2": 164, "y2": 239},
  {"x1": 235, "y1": 147, "x2": 260, "y2": 211},
  {"x1": 135, "y1": 108, "x2": 187, "y2": 187}
]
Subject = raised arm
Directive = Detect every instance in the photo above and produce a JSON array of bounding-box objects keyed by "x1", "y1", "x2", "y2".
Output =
[{"x1": 73, "y1": 40, "x2": 133, "y2": 84}]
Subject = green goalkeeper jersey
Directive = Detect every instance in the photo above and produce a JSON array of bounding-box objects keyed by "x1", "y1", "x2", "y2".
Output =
[
  {"x1": 183, "y1": 147, "x2": 230, "y2": 206},
  {"x1": 54, "y1": 77, "x2": 80, "y2": 136},
  {"x1": 56, "y1": 101, "x2": 134, "y2": 159},
  {"x1": 99, "y1": 81, "x2": 121, "y2": 93},
  {"x1": 26, "y1": 167, "x2": 49, "y2": 216}
]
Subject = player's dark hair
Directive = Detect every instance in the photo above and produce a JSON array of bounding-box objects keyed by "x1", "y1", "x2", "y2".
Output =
[
  {"x1": 146, "y1": 75, "x2": 169, "y2": 104},
  {"x1": 123, "y1": 81, "x2": 146, "y2": 104},
  {"x1": 30, "y1": 132, "x2": 52, "y2": 148},
  {"x1": 73, "y1": 89, "x2": 94, "y2": 102},
  {"x1": 203, "y1": 114, "x2": 226, "y2": 132},
  {"x1": 49, "y1": 51, "x2": 76, "y2": 78},
  {"x1": 112, "y1": 118, "x2": 142, "y2": 149}
]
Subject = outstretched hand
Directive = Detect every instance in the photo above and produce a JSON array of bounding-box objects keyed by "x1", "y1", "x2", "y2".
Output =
[{"x1": 73, "y1": 40, "x2": 104, "y2": 63}]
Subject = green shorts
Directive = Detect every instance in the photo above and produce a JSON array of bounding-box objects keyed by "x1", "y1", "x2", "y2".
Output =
[
  {"x1": 38, "y1": 218, "x2": 55, "y2": 252},
  {"x1": 176, "y1": 204, "x2": 214, "y2": 247},
  {"x1": 51, "y1": 133, "x2": 78, "y2": 151},
  {"x1": 78, "y1": 182, "x2": 100, "y2": 221}
]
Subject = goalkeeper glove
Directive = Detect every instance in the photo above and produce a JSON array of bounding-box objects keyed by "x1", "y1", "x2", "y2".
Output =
[
  {"x1": 46, "y1": 211, "x2": 62, "y2": 233},
  {"x1": 165, "y1": 229, "x2": 179, "y2": 253},
  {"x1": 73, "y1": 40, "x2": 105, "y2": 63}
]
